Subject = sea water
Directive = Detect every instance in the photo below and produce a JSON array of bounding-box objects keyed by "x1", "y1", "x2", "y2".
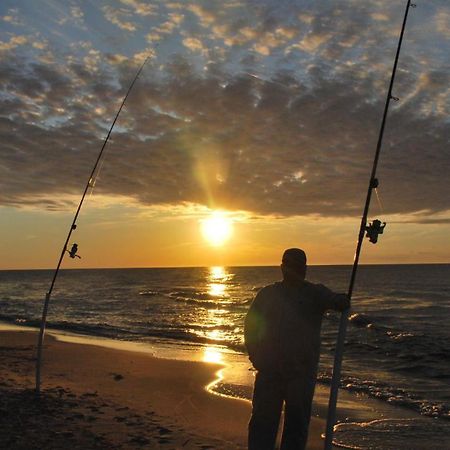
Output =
[{"x1": 0, "y1": 265, "x2": 449, "y2": 449}]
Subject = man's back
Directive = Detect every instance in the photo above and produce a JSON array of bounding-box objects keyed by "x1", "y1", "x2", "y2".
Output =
[{"x1": 245, "y1": 280, "x2": 339, "y2": 376}]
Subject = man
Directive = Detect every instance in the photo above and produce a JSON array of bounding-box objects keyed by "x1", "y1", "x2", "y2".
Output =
[{"x1": 244, "y1": 248, "x2": 350, "y2": 450}]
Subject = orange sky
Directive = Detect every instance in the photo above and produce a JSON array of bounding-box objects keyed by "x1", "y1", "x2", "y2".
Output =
[{"x1": 1, "y1": 199, "x2": 449, "y2": 270}]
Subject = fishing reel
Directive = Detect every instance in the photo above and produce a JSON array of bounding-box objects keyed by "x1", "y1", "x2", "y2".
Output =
[
  {"x1": 365, "y1": 219, "x2": 386, "y2": 244},
  {"x1": 67, "y1": 243, "x2": 81, "y2": 259}
]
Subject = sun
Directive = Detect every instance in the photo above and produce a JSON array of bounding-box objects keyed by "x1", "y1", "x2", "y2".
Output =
[{"x1": 201, "y1": 212, "x2": 233, "y2": 247}]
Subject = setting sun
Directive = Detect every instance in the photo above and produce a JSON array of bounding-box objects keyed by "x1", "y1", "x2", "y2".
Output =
[{"x1": 201, "y1": 212, "x2": 233, "y2": 247}]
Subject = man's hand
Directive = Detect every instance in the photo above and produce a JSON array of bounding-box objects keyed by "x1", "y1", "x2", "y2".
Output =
[{"x1": 334, "y1": 294, "x2": 350, "y2": 312}]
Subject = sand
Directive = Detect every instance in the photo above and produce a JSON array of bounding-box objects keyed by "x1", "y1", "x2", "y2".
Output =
[{"x1": 0, "y1": 329, "x2": 328, "y2": 449}]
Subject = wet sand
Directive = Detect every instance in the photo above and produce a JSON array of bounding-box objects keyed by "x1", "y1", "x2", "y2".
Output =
[{"x1": 0, "y1": 329, "x2": 328, "y2": 449}]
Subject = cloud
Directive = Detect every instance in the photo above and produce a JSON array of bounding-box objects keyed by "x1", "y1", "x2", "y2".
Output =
[
  {"x1": 146, "y1": 12, "x2": 185, "y2": 42},
  {"x1": 371, "y1": 13, "x2": 389, "y2": 22},
  {"x1": 187, "y1": 4, "x2": 216, "y2": 27},
  {"x1": 182, "y1": 37, "x2": 205, "y2": 53},
  {"x1": 106, "y1": 53, "x2": 128, "y2": 65},
  {"x1": 70, "y1": 6, "x2": 84, "y2": 20},
  {"x1": 435, "y1": 9, "x2": 450, "y2": 38},
  {"x1": 0, "y1": 35, "x2": 27, "y2": 52},
  {"x1": 250, "y1": 28, "x2": 299, "y2": 55},
  {"x1": 120, "y1": 0, "x2": 157, "y2": 16},
  {"x1": 289, "y1": 32, "x2": 329, "y2": 53},
  {"x1": 169, "y1": 12, "x2": 184, "y2": 25},
  {"x1": 102, "y1": 5, "x2": 137, "y2": 31},
  {"x1": 393, "y1": 215, "x2": 450, "y2": 225},
  {"x1": 83, "y1": 48, "x2": 102, "y2": 73},
  {"x1": 1, "y1": 50, "x2": 448, "y2": 220},
  {"x1": 1, "y1": 8, "x2": 22, "y2": 26},
  {"x1": 0, "y1": 0, "x2": 449, "y2": 222},
  {"x1": 32, "y1": 40, "x2": 48, "y2": 51}
]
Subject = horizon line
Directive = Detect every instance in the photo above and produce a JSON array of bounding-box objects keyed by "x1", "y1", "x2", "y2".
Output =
[{"x1": 1, "y1": 261, "x2": 449, "y2": 271}]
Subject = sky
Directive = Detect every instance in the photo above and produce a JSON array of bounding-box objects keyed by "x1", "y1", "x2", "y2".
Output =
[{"x1": 0, "y1": 0, "x2": 449, "y2": 269}]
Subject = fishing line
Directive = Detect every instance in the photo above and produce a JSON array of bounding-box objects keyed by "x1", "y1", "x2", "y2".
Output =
[
  {"x1": 244, "y1": 72, "x2": 293, "y2": 89},
  {"x1": 324, "y1": 1, "x2": 415, "y2": 448},
  {"x1": 35, "y1": 55, "x2": 150, "y2": 396},
  {"x1": 374, "y1": 187, "x2": 384, "y2": 213},
  {"x1": 87, "y1": 153, "x2": 106, "y2": 200}
]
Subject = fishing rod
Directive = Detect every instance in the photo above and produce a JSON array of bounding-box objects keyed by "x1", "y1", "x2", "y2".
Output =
[
  {"x1": 35, "y1": 56, "x2": 150, "y2": 396},
  {"x1": 324, "y1": 1, "x2": 415, "y2": 448}
]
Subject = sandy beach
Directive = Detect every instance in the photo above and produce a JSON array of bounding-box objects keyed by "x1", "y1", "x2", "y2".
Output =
[{"x1": 0, "y1": 329, "x2": 328, "y2": 449}]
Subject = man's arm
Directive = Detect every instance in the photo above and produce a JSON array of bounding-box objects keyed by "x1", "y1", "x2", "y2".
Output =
[
  {"x1": 316, "y1": 284, "x2": 350, "y2": 312},
  {"x1": 244, "y1": 289, "x2": 268, "y2": 366},
  {"x1": 331, "y1": 293, "x2": 351, "y2": 312}
]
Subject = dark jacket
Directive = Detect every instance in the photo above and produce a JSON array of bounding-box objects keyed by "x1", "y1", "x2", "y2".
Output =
[{"x1": 244, "y1": 280, "x2": 347, "y2": 376}]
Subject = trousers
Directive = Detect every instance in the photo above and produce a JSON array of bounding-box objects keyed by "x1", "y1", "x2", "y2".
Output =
[{"x1": 248, "y1": 370, "x2": 316, "y2": 450}]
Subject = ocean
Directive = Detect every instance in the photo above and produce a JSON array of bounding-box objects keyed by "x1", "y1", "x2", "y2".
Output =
[{"x1": 0, "y1": 264, "x2": 449, "y2": 449}]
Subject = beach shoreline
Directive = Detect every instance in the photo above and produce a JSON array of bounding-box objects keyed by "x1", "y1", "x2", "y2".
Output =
[
  {"x1": 0, "y1": 328, "x2": 330, "y2": 449},
  {"x1": 2, "y1": 321, "x2": 446, "y2": 449}
]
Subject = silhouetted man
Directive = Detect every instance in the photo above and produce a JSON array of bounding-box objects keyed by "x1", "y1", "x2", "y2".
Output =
[{"x1": 245, "y1": 248, "x2": 350, "y2": 450}]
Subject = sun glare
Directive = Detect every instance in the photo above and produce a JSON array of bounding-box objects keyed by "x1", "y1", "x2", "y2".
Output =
[
  {"x1": 201, "y1": 212, "x2": 233, "y2": 247},
  {"x1": 203, "y1": 346, "x2": 223, "y2": 364}
]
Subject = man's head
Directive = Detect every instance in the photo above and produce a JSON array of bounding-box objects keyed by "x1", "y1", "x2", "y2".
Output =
[{"x1": 281, "y1": 248, "x2": 307, "y2": 282}]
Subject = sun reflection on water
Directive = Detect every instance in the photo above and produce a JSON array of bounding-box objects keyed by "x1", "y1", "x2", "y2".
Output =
[
  {"x1": 208, "y1": 283, "x2": 226, "y2": 297},
  {"x1": 203, "y1": 346, "x2": 223, "y2": 364},
  {"x1": 205, "y1": 328, "x2": 225, "y2": 342},
  {"x1": 201, "y1": 266, "x2": 236, "y2": 344},
  {"x1": 210, "y1": 266, "x2": 227, "y2": 280},
  {"x1": 207, "y1": 266, "x2": 231, "y2": 298}
]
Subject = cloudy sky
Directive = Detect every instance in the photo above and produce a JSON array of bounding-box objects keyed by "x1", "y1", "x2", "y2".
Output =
[{"x1": 1, "y1": 0, "x2": 449, "y2": 269}]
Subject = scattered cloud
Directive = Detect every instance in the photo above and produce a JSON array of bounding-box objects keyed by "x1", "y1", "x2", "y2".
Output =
[
  {"x1": 0, "y1": 0, "x2": 448, "y2": 223},
  {"x1": 70, "y1": 6, "x2": 84, "y2": 20},
  {"x1": 371, "y1": 13, "x2": 389, "y2": 22},
  {"x1": 182, "y1": 37, "x2": 205, "y2": 53},
  {"x1": 1, "y1": 52, "x2": 448, "y2": 219},
  {"x1": 102, "y1": 5, "x2": 137, "y2": 31},
  {"x1": 120, "y1": 0, "x2": 157, "y2": 17},
  {"x1": 298, "y1": 13, "x2": 314, "y2": 25},
  {"x1": 83, "y1": 48, "x2": 102, "y2": 72},
  {"x1": 1, "y1": 8, "x2": 22, "y2": 26},
  {"x1": 187, "y1": 4, "x2": 217, "y2": 27},
  {"x1": 0, "y1": 35, "x2": 27, "y2": 52},
  {"x1": 146, "y1": 12, "x2": 185, "y2": 43},
  {"x1": 32, "y1": 40, "x2": 48, "y2": 51},
  {"x1": 290, "y1": 32, "x2": 330, "y2": 53},
  {"x1": 435, "y1": 9, "x2": 450, "y2": 38}
]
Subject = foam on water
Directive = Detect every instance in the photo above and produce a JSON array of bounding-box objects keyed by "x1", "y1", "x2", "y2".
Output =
[{"x1": 332, "y1": 418, "x2": 449, "y2": 450}]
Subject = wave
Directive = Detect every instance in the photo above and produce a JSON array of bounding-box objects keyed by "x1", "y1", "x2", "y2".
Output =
[
  {"x1": 328, "y1": 311, "x2": 450, "y2": 383},
  {"x1": 133, "y1": 328, "x2": 243, "y2": 348},
  {"x1": 169, "y1": 290, "x2": 229, "y2": 300},
  {"x1": 209, "y1": 381, "x2": 253, "y2": 400},
  {"x1": 131, "y1": 320, "x2": 238, "y2": 332},
  {"x1": 317, "y1": 373, "x2": 450, "y2": 421},
  {"x1": 348, "y1": 312, "x2": 374, "y2": 328},
  {"x1": 332, "y1": 418, "x2": 450, "y2": 450},
  {"x1": 0, "y1": 314, "x2": 135, "y2": 339},
  {"x1": 0, "y1": 313, "x2": 246, "y2": 351},
  {"x1": 139, "y1": 290, "x2": 159, "y2": 296},
  {"x1": 384, "y1": 289, "x2": 450, "y2": 301},
  {"x1": 137, "y1": 288, "x2": 251, "y2": 308},
  {"x1": 251, "y1": 286, "x2": 263, "y2": 292}
]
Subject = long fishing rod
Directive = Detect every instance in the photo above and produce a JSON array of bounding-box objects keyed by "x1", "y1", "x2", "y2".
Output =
[
  {"x1": 35, "y1": 56, "x2": 150, "y2": 396},
  {"x1": 324, "y1": 1, "x2": 415, "y2": 448}
]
